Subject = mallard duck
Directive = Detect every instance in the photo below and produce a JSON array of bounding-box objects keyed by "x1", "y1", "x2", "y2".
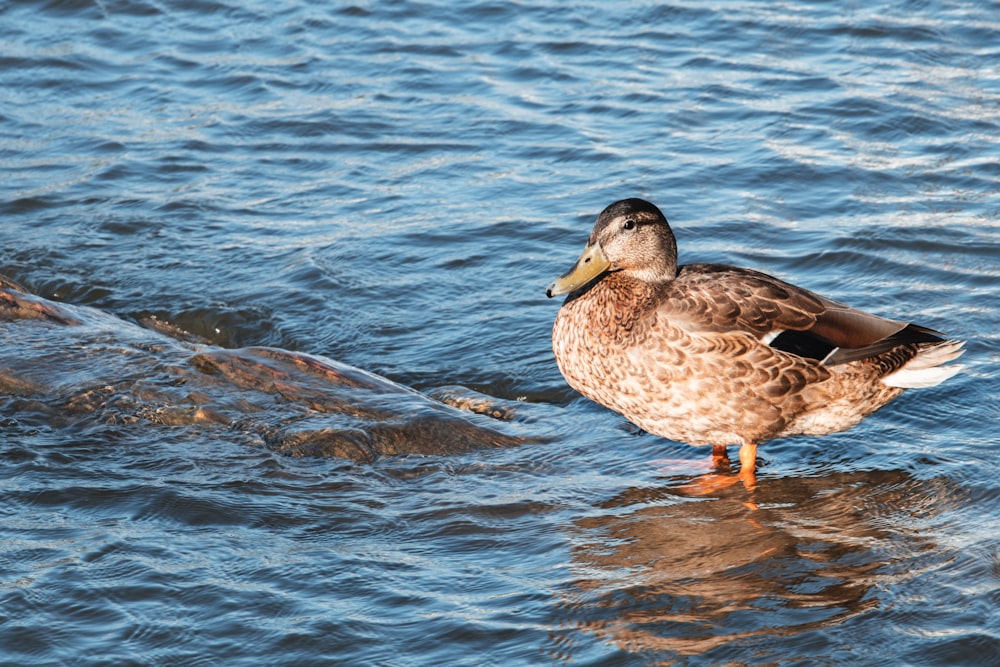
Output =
[{"x1": 547, "y1": 198, "x2": 964, "y2": 485}]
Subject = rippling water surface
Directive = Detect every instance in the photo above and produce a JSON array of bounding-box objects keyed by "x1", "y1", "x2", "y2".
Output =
[{"x1": 2, "y1": 1, "x2": 998, "y2": 665}]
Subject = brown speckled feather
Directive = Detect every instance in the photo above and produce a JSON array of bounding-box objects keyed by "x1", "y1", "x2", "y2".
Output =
[
  {"x1": 665, "y1": 263, "x2": 942, "y2": 366},
  {"x1": 548, "y1": 198, "x2": 964, "y2": 450},
  {"x1": 665, "y1": 264, "x2": 825, "y2": 336}
]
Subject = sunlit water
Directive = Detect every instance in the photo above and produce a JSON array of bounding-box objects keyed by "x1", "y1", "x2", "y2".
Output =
[{"x1": 1, "y1": 1, "x2": 998, "y2": 665}]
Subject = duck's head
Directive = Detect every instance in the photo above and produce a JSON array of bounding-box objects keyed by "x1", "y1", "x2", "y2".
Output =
[{"x1": 546, "y1": 198, "x2": 678, "y2": 298}]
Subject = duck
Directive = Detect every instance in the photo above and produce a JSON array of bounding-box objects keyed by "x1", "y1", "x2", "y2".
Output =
[{"x1": 546, "y1": 198, "x2": 964, "y2": 486}]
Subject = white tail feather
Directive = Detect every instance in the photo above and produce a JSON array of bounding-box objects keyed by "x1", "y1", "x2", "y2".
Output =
[{"x1": 881, "y1": 340, "x2": 966, "y2": 389}]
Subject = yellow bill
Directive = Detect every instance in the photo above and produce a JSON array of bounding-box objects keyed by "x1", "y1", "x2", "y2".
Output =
[{"x1": 546, "y1": 243, "x2": 611, "y2": 297}]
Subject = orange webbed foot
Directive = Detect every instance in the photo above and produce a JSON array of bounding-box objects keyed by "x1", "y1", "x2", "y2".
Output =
[{"x1": 675, "y1": 443, "x2": 758, "y2": 496}]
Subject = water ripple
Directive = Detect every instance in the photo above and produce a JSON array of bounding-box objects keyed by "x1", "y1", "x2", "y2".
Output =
[{"x1": 1, "y1": 0, "x2": 998, "y2": 665}]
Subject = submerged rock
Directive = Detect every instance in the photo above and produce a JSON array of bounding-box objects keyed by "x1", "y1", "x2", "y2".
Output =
[{"x1": 0, "y1": 277, "x2": 527, "y2": 461}]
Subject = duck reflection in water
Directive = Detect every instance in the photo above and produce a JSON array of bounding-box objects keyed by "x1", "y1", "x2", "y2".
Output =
[{"x1": 557, "y1": 468, "x2": 952, "y2": 661}]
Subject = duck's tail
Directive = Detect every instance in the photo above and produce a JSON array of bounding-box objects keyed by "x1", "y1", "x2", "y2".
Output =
[{"x1": 881, "y1": 340, "x2": 966, "y2": 389}]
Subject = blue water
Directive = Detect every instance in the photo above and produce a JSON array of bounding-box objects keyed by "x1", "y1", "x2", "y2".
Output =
[{"x1": 1, "y1": 0, "x2": 998, "y2": 665}]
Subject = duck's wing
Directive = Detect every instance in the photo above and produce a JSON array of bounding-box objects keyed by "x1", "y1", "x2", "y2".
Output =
[{"x1": 667, "y1": 264, "x2": 945, "y2": 366}]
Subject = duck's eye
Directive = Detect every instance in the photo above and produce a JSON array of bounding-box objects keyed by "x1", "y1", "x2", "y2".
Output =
[{"x1": 622, "y1": 219, "x2": 636, "y2": 230}]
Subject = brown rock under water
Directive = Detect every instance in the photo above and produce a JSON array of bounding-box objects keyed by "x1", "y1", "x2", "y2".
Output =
[{"x1": 0, "y1": 277, "x2": 527, "y2": 461}]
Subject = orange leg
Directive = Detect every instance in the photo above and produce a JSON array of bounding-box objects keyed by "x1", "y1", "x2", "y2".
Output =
[
  {"x1": 738, "y1": 443, "x2": 758, "y2": 490},
  {"x1": 711, "y1": 444, "x2": 730, "y2": 468},
  {"x1": 677, "y1": 444, "x2": 752, "y2": 496}
]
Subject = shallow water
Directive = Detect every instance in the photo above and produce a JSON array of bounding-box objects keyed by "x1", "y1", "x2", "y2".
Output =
[{"x1": 1, "y1": 0, "x2": 998, "y2": 665}]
